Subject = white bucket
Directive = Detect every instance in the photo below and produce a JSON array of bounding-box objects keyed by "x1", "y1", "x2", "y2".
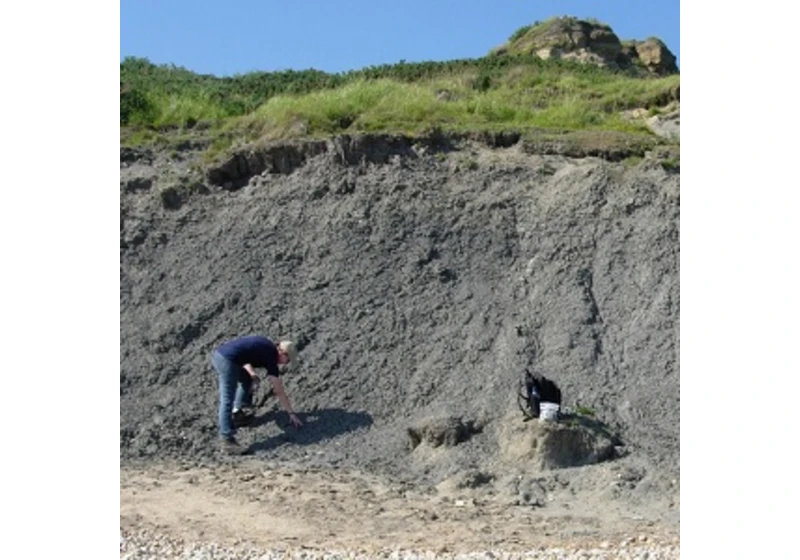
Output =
[{"x1": 539, "y1": 402, "x2": 560, "y2": 422}]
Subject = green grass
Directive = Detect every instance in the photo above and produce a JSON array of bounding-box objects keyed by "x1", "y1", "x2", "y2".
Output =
[
  {"x1": 144, "y1": 92, "x2": 232, "y2": 127},
  {"x1": 660, "y1": 157, "x2": 680, "y2": 172},
  {"x1": 176, "y1": 75, "x2": 671, "y2": 144},
  {"x1": 575, "y1": 405, "x2": 596, "y2": 417},
  {"x1": 121, "y1": 52, "x2": 679, "y2": 158}
]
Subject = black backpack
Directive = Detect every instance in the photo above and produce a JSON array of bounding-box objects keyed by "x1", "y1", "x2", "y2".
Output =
[{"x1": 519, "y1": 369, "x2": 562, "y2": 420}]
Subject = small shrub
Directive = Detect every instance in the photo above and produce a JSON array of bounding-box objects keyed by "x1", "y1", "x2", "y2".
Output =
[
  {"x1": 575, "y1": 405, "x2": 596, "y2": 417},
  {"x1": 472, "y1": 73, "x2": 492, "y2": 92},
  {"x1": 120, "y1": 86, "x2": 157, "y2": 125},
  {"x1": 538, "y1": 162, "x2": 557, "y2": 176},
  {"x1": 623, "y1": 155, "x2": 643, "y2": 168},
  {"x1": 660, "y1": 157, "x2": 680, "y2": 172},
  {"x1": 458, "y1": 156, "x2": 478, "y2": 170},
  {"x1": 508, "y1": 24, "x2": 533, "y2": 43}
]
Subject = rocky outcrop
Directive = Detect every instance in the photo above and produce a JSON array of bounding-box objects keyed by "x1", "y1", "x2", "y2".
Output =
[
  {"x1": 498, "y1": 413, "x2": 621, "y2": 470},
  {"x1": 622, "y1": 37, "x2": 679, "y2": 76},
  {"x1": 407, "y1": 415, "x2": 482, "y2": 449},
  {"x1": 493, "y1": 17, "x2": 678, "y2": 76},
  {"x1": 623, "y1": 104, "x2": 680, "y2": 141}
]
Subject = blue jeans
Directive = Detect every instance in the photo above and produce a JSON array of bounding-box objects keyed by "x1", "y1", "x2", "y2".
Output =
[{"x1": 211, "y1": 351, "x2": 254, "y2": 440}]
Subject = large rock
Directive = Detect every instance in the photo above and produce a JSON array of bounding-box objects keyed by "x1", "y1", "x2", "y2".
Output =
[
  {"x1": 407, "y1": 415, "x2": 481, "y2": 449},
  {"x1": 625, "y1": 38, "x2": 679, "y2": 76},
  {"x1": 493, "y1": 16, "x2": 678, "y2": 76},
  {"x1": 498, "y1": 413, "x2": 620, "y2": 470}
]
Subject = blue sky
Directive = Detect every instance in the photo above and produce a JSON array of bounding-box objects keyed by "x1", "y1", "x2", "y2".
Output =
[{"x1": 120, "y1": 0, "x2": 679, "y2": 76}]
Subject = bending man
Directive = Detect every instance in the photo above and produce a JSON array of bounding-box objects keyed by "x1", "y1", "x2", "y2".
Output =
[{"x1": 210, "y1": 335, "x2": 302, "y2": 455}]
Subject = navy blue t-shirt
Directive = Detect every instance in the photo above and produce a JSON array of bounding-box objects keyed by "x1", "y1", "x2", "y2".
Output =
[{"x1": 216, "y1": 336, "x2": 281, "y2": 377}]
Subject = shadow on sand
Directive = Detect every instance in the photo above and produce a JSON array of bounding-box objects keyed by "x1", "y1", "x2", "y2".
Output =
[{"x1": 247, "y1": 407, "x2": 373, "y2": 453}]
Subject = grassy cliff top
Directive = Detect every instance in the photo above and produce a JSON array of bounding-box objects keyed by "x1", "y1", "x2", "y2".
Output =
[{"x1": 120, "y1": 17, "x2": 679, "y2": 160}]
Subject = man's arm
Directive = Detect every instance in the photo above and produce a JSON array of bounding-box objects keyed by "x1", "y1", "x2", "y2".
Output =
[
  {"x1": 242, "y1": 363, "x2": 261, "y2": 392},
  {"x1": 267, "y1": 375, "x2": 303, "y2": 427}
]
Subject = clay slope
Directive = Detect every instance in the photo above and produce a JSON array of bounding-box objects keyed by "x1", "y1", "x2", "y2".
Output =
[{"x1": 120, "y1": 136, "x2": 679, "y2": 495}]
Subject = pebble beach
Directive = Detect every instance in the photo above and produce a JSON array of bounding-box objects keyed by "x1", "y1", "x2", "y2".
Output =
[{"x1": 120, "y1": 528, "x2": 680, "y2": 560}]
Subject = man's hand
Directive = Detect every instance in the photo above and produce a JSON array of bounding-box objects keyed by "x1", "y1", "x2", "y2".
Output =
[
  {"x1": 268, "y1": 375, "x2": 302, "y2": 427},
  {"x1": 243, "y1": 364, "x2": 260, "y2": 394}
]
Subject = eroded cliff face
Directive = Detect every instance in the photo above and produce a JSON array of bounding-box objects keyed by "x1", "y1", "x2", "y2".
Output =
[{"x1": 120, "y1": 135, "x2": 678, "y2": 490}]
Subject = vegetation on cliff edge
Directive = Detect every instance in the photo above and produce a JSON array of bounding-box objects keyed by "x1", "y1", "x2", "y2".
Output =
[{"x1": 120, "y1": 19, "x2": 679, "y2": 160}]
